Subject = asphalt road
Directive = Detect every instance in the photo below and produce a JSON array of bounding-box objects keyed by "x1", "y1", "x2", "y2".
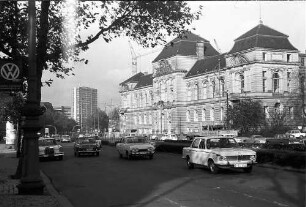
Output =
[{"x1": 40, "y1": 143, "x2": 305, "y2": 207}]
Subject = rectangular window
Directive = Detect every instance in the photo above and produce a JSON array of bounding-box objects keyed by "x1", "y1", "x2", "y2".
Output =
[
  {"x1": 263, "y1": 52, "x2": 267, "y2": 61},
  {"x1": 202, "y1": 109, "x2": 206, "y2": 121},
  {"x1": 287, "y1": 72, "x2": 291, "y2": 91},
  {"x1": 287, "y1": 54, "x2": 291, "y2": 62},
  {"x1": 262, "y1": 71, "x2": 266, "y2": 92},
  {"x1": 301, "y1": 57, "x2": 305, "y2": 66}
]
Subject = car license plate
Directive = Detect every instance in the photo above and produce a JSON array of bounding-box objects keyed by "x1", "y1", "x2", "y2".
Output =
[{"x1": 234, "y1": 163, "x2": 247, "y2": 168}]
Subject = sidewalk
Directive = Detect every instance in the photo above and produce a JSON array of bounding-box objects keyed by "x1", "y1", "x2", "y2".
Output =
[{"x1": 0, "y1": 144, "x2": 73, "y2": 207}]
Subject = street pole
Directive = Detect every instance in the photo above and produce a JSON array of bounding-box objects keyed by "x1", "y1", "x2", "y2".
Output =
[{"x1": 17, "y1": 0, "x2": 45, "y2": 194}]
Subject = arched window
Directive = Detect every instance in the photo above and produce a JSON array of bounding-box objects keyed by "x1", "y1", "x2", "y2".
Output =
[
  {"x1": 203, "y1": 82, "x2": 207, "y2": 99},
  {"x1": 210, "y1": 108, "x2": 214, "y2": 121},
  {"x1": 272, "y1": 73, "x2": 280, "y2": 93},
  {"x1": 240, "y1": 74, "x2": 245, "y2": 93},
  {"x1": 202, "y1": 108, "x2": 206, "y2": 121},
  {"x1": 186, "y1": 110, "x2": 190, "y2": 122},
  {"x1": 195, "y1": 83, "x2": 199, "y2": 100},
  {"x1": 194, "y1": 110, "x2": 198, "y2": 122}
]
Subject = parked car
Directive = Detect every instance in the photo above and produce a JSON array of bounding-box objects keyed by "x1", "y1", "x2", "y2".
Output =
[
  {"x1": 38, "y1": 137, "x2": 64, "y2": 160},
  {"x1": 74, "y1": 137, "x2": 100, "y2": 157},
  {"x1": 160, "y1": 134, "x2": 178, "y2": 141},
  {"x1": 61, "y1": 135, "x2": 71, "y2": 143},
  {"x1": 266, "y1": 134, "x2": 302, "y2": 145},
  {"x1": 182, "y1": 137, "x2": 256, "y2": 173},
  {"x1": 52, "y1": 134, "x2": 61, "y2": 142},
  {"x1": 244, "y1": 135, "x2": 267, "y2": 144},
  {"x1": 116, "y1": 136, "x2": 155, "y2": 159},
  {"x1": 285, "y1": 130, "x2": 305, "y2": 139}
]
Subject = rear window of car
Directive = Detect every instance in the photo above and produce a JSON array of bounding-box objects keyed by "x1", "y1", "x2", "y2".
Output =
[{"x1": 39, "y1": 139, "x2": 56, "y2": 146}]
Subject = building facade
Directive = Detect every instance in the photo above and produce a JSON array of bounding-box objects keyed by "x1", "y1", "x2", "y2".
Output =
[
  {"x1": 119, "y1": 23, "x2": 305, "y2": 135},
  {"x1": 54, "y1": 106, "x2": 72, "y2": 118},
  {"x1": 72, "y1": 87, "x2": 98, "y2": 131}
]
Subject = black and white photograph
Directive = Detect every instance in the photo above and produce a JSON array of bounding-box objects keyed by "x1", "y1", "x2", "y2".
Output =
[{"x1": 0, "y1": 1, "x2": 305, "y2": 207}]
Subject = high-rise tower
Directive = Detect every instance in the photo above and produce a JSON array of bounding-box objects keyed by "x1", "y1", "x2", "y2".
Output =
[{"x1": 72, "y1": 87, "x2": 98, "y2": 132}]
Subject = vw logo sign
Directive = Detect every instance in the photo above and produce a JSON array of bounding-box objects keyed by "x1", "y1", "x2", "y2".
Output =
[{"x1": 1, "y1": 63, "x2": 20, "y2": 80}]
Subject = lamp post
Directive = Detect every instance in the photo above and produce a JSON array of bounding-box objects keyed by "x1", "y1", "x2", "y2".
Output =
[{"x1": 17, "y1": 0, "x2": 45, "y2": 195}]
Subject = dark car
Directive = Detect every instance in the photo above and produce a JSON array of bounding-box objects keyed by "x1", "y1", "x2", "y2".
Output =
[{"x1": 74, "y1": 137, "x2": 100, "y2": 157}]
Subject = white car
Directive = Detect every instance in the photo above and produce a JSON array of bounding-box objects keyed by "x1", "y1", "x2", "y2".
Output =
[
  {"x1": 116, "y1": 136, "x2": 155, "y2": 159},
  {"x1": 38, "y1": 137, "x2": 64, "y2": 160},
  {"x1": 182, "y1": 137, "x2": 256, "y2": 173},
  {"x1": 160, "y1": 134, "x2": 178, "y2": 141},
  {"x1": 285, "y1": 130, "x2": 305, "y2": 139},
  {"x1": 61, "y1": 135, "x2": 71, "y2": 143}
]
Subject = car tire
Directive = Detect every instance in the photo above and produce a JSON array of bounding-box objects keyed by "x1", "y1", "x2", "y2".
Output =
[
  {"x1": 243, "y1": 166, "x2": 253, "y2": 173},
  {"x1": 74, "y1": 151, "x2": 76, "y2": 157},
  {"x1": 149, "y1": 154, "x2": 154, "y2": 160},
  {"x1": 96, "y1": 152, "x2": 99, "y2": 156},
  {"x1": 58, "y1": 155, "x2": 63, "y2": 161},
  {"x1": 208, "y1": 160, "x2": 219, "y2": 174},
  {"x1": 119, "y1": 153, "x2": 123, "y2": 158},
  {"x1": 186, "y1": 157, "x2": 194, "y2": 169},
  {"x1": 77, "y1": 152, "x2": 80, "y2": 157}
]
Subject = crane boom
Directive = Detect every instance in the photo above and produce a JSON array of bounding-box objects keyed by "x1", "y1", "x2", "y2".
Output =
[{"x1": 128, "y1": 41, "x2": 138, "y2": 75}]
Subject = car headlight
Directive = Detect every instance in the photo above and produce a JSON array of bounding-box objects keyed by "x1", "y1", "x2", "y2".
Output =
[
  {"x1": 218, "y1": 155, "x2": 227, "y2": 161},
  {"x1": 148, "y1": 147, "x2": 154, "y2": 152}
]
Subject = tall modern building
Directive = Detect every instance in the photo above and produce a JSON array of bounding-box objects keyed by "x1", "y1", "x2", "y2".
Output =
[{"x1": 72, "y1": 87, "x2": 98, "y2": 131}]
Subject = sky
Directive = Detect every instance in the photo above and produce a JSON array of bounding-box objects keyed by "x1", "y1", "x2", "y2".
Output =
[{"x1": 41, "y1": 1, "x2": 306, "y2": 111}]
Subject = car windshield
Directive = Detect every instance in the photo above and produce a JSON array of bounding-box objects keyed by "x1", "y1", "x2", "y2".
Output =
[
  {"x1": 62, "y1": 135, "x2": 70, "y2": 138},
  {"x1": 207, "y1": 138, "x2": 238, "y2": 149},
  {"x1": 126, "y1": 137, "x2": 148, "y2": 143},
  {"x1": 39, "y1": 139, "x2": 57, "y2": 146},
  {"x1": 76, "y1": 138, "x2": 96, "y2": 144}
]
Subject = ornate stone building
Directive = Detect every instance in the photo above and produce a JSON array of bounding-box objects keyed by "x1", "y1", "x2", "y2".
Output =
[{"x1": 119, "y1": 22, "x2": 305, "y2": 135}]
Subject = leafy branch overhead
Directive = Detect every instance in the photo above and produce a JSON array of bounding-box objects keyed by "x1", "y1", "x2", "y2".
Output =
[{"x1": 0, "y1": 1, "x2": 202, "y2": 91}]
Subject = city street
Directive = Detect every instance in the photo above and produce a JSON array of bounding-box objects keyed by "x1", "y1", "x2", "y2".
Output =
[{"x1": 40, "y1": 143, "x2": 305, "y2": 207}]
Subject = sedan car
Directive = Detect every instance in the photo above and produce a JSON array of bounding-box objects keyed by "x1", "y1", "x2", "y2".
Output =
[
  {"x1": 160, "y1": 134, "x2": 178, "y2": 141},
  {"x1": 38, "y1": 137, "x2": 64, "y2": 160},
  {"x1": 182, "y1": 137, "x2": 256, "y2": 173},
  {"x1": 61, "y1": 135, "x2": 71, "y2": 143},
  {"x1": 74, "y1": 137, "x2": 100, "y2": 157},
  {"x1": 116, "y1": 136, "x2": 155, "y2": 159}
]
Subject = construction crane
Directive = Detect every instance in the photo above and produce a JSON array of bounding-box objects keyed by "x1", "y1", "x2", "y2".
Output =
[
  {"x1": 128, "y1": 40, "x2": 162, "y2": 75},
  {"x1": 214, "y1": 39, "x2": 222, "y2": 54}
]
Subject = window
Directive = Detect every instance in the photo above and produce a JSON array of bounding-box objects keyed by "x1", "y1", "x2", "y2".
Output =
[
  {"x1": 210, "y1": 108, "x2": 214, "y2": 121},
  {"x1": 263, "y1": 52, "x2": 266, "y2": 61},
  {"x1": 220, "y1": 79, "x2": 225, "y2": 97},
  {"x1": 202, "y1": 108, "x2": 206, "y2": 121},
  {"x1": 191, "y1": 139, "x2": 201, "y2": 148},
  {"x1": 212, "y1": 81, "x2": 216, "y2": 98},
  {"x1": 240, "y1": 74, "x2": 245, "y2": 93},
  {"x1": 287, "y1": 54, "x2": 291, "y2": 62},
  {"x1": 287, "y1": 72, "x2": 291, "y2": 91},
  {"x1": 220, "y1": 107, "x2": 224, "y2": 121},
  {"x1": 199, "y1": 139, "x2": 205, "y2": 149},
  {"x1": 262, "y1": 71, "x2": 266, "y2": 92},
  {"x1": 194, "y1": 83, "x2": 199, "y2": 100},
  {"x1": 203, "y1": 82, "x2": 207, "y2": 99},
  {"x1": 187, "y1": 85, "x2": 191, "y2": 101},
  {"x1": 301, "y1": 57, "x2": 305, "y2": 66},
  {"x1": 186, "y1": 110, "x2": 190, "y2": 122},
  {"x1": 272, "y1": 73, "x2": 280, "y2": 93},
  {"x1": 289, "y1": 107, "x2": 294, "y2": 119},
  {"x1": 194, "y1": 110, "x2": 198, "y2": 122}
]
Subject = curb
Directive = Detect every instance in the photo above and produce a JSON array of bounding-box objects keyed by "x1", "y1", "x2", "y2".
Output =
[
  {"x1": 256, "y1": 164, "x2": 305, "y2": 174},
  {"x1": 40, "y1": 170, "x2": 74, "y2": 207}
]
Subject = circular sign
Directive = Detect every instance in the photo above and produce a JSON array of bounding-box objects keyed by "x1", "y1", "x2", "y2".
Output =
[{"x1": 1, "y1": 63, "x2": 20, "y2": 80}]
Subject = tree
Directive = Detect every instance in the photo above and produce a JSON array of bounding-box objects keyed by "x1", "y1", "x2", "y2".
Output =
[
  {"x1": 226, "y1": 99, "x2": 266, "y2": 135},
  {"x1": 108, "y1": 107, "x2": 120, "y2": 131},
  {"x1": 85, "y1": 108, "x2": 109, "y2": 134}
]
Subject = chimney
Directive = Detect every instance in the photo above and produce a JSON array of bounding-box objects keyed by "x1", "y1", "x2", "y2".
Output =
[{"x1": 196, "y1": 41, "x2": 205, "y2": 60}]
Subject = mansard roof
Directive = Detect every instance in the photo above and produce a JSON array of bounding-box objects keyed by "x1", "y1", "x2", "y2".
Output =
[
  {"x1": 120, "y1": 72, "x2": 144, "y2": 85},
  {"x1": 135, "y1": 73, "x2": 153, "y2": 89},
  {"x1": 185, "y1": 54, "x2": 226, "y2": 78},
  {"x1": 153, "y1": 32, "x2": 219, "y2": 62},
  {"x1": 229, "y1": 23, "x2": 297, "y2": 54}
]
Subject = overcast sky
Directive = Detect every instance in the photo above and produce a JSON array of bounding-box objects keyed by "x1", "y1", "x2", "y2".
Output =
[{"x1": 41, "y1": 1, "x2": 306, "y2": 111}]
